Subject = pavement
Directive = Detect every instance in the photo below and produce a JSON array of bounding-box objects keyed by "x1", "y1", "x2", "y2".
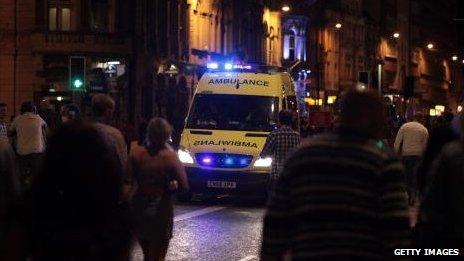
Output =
[{"x1": 131, "y1": 198, "x2": 420, "y2": 261}]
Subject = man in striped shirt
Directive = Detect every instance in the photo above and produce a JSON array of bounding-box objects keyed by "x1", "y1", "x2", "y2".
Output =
[
  {"x1": 261, "y1": 110, "x2": 300, "y2": 196},
  {"x1": 0, "y1": 103, "x2": 8, "y2": 141},
  {"x1": 261, "y1": 90, "x2": 411, "y2": 260}
]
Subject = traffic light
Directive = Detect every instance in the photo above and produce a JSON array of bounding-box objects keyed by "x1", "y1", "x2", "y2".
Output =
[{"x1": 69, "y1": 56, "x2": 86, "y2": 91}]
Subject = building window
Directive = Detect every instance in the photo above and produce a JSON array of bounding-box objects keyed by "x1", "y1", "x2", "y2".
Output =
[
  {"x1": 90, "y1": 0, "x2": 108, "y2": 32},
  {"x1": 48, "y1": 7, "x2": 57, "y2": 30},
  {"x1": 48, "y1": 1, "x2": 71, "y2": 31},
  {"x1": 289, "y1": 35, "x2": 295, "y2": 61},
  {"x1": 61, "y1": 8, "x2": 71, "y2": 30}
]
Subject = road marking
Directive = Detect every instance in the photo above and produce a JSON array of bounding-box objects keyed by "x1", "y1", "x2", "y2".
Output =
[
  {"x1": 238, "y1": 255, "x2": 256, "y2": 261},
  {"x1": 174, "y1": 206, "x2": 226, "y2": 222}
]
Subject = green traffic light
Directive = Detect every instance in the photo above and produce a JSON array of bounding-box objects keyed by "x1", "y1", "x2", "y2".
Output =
[{"x1": 73, "y1": 79, "x2": 83, "y2": 88}]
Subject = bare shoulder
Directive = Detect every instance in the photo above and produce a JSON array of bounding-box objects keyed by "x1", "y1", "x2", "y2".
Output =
[
  {"x1": 129, "y1": 142, "x2": 143, "y2": 157},
  {"x1": 159, "y1": 147, "x2": 178, "y2": 160}
]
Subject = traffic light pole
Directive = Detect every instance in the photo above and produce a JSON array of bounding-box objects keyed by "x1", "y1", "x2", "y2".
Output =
[{"x1": 378, "y1": 63, "x2": 382, "y2": 95}]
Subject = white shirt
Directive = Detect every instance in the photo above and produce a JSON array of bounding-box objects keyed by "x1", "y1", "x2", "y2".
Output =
[
  {"x1": 9, "y1": 113, "x2": 47, "y2": 155},
  {"x1": 394, "y1": 121, "x2": 429, "y2": 156}
]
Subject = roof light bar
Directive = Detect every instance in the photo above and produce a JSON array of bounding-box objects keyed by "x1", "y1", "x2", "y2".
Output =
[
  {"x1": 224, "y1": 63, "x2": 233, "y2": 70},
  {"x1": 207, "y1": 63, "x2": 219, "y2": 69},
  {"x1": 233, "y1": 64, "x2": 252, "y2": 70}
]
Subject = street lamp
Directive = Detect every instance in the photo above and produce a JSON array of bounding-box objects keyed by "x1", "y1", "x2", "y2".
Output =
[
  {"x1": 427, "y1": 43, "x2": 434, "y2": 49},
  {"x1": 335, "y1": 23, "x2": 342, "y2": 29},
  {"x1": 393, "y1": 32, "x2": 400, "y2": 38},
  {"x1": 281, "y1": 5, "x2": 290, "y2": 12},
  {"x1": 452, "y1": 55, "x2": 458, "y2": 61}
]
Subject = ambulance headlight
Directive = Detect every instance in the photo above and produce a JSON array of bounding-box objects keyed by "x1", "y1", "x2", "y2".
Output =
[
  {"x1": 253, "y1": 157, "x2": 272, "y2": 167},
  {"x1": 224, "y1": 63, "x2": 233, "y2": 70},
  {"x1": 178, "y1": 149, "x2": 194, "y2": 164}
]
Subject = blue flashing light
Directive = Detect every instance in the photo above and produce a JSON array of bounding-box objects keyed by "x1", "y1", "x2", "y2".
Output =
[
  {"x1": 239, "y1": 158, "x2": 248, "y2": 166},
  {"x1": 224, "y1": 158, "x2": 234, "y2": 165},
  {"x1": 202, "y1": 157, "x2": 212, "y2": 164},
  {"x1": 207, "y1": 63, "x2": 219, "y2": 69},
  {"x1": 224, "y1": 63, "x2": 233, "y2": 70}
]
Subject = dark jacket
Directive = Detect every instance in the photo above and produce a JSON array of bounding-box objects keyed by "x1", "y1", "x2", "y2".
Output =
[
  {"x1": 416, "y1": 124, "x2": 457, "y2": 195},
  {"x1": 261, "y1": 133, "x2": 411, "y2": 260},
  {"x1": 415, "y1": 141, "x2": 464, "y2": 248}
]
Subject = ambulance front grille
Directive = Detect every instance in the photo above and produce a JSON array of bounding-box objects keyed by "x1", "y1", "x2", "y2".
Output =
[{"x1": 195, "y1": 153, "x2": 253, "y2": 168}]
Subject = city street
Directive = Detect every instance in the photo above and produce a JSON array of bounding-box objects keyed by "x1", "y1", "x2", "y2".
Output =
[
  {"x1": 130, "y1": 198, "x2": 419, "y2": 261},
  {"x1": 131, "y1": 199, "x2": 265, "y2": 261}
]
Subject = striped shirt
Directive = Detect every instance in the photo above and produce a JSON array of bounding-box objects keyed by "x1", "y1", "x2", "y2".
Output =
[
  {"x1": 260, "y1": 126, "x2": 300, "y2": 180},
  {"x1": 0, "y1": 123, "x2": 7, "y2": 141},
  {"x1": 261, "y1": 133, "x2": 411, "y2": 260}
]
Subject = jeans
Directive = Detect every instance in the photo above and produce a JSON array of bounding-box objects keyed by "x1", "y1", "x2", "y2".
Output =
[
  {"x1": 17, "y1": 153, "x2": 43, "y2": 191},
  {"x1": 403, "y1": 155, "x2": 421, "y2": 204}
]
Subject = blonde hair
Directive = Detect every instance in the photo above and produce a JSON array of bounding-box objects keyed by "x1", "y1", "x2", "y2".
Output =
[{"x1": 146, "y1": 118, "x2": 172, "y2": 150}]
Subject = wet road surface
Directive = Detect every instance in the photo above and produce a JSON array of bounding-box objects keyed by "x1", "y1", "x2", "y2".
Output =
[
  {"x1": 131, "y1": 199, "x2": 419, "y2": 261},
  {"x1": 131, "y1": 199, "x2": 265, "y2": 261}
]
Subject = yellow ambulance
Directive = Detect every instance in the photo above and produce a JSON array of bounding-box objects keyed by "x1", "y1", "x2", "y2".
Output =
[{"x1": 177, "y1": 63, "x2": 299, "y2": 200}]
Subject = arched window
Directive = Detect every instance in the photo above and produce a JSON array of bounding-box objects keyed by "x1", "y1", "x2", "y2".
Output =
[{"x1": 288, "y1": 32, "x2": 296, "y2": 61}]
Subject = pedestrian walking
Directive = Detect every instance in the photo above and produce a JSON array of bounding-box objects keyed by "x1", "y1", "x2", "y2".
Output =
[
  {"x1": 0, "y1": 139, "x2": 19, "y2": 256},
  {"x1": 127, "y1": 118, "x2": 188, "y2": 261},
  {"x1": 60, "y1": 103, "x2": 81, "y2": 123},
  {"x1": 260, "y1": 110, "x2": 300, "y2": 196},
  {"x1": 414, "y1": 112, "x2": 464, "y2": 248},
  {"x1": 8, "y1": 102, "x2": 47, "y2": 190},
  {"x1": 91, "y1": 94, "x2": 128, "y2": 170},
  {"x1": 416, "y1": 112, "x2": 457, "y2": 197},
  {"x1": 166, "y1": 77, "x2": 177, "y2": 125},
  {"x1": 394, "y1": 113, "x2": 429, "y2": 205},
  {"x1": 30, "y1": 122, "x2": 131, "y2": 260},
  {"x1": 172, "y1": 76, "x2": 189, "y2": 149},
  {"x1": 0, "y1": 103, "x2": 8, "y2": 141},
  {"x1": 261, "y1": 90, "x2": 410, "y2": 260},
  {"x1": 38, "y1": 99, "x2": 59, "y2": 133}
]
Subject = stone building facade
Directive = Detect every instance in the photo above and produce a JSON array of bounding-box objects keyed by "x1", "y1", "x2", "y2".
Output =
[
  {"x1": 305, "y1": 0, "x2": 462, "y2": 112},
  {"x1": 0, "y1": 0, "x2": 135, "y2": 119}
]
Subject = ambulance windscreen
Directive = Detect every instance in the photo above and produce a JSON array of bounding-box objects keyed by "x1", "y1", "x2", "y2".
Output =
[{"x1": 187, "y1": 94, "x2": 278, "y2": 132}]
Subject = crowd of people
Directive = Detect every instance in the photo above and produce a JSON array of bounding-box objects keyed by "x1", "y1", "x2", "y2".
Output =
[
  {"x1": 261, "y1": 89, "x2": 464, "y2": 259},
  {"x1": 0, "y1": 88, "x2": 463, "y2": 260},
  {"x1": 0, "y1": 94, "x2": 188, "y2": 261}
]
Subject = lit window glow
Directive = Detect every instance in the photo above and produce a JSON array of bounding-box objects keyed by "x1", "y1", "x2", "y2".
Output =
[{"x1": 327, "y1": 96, "x2": 337, "y2": 104}]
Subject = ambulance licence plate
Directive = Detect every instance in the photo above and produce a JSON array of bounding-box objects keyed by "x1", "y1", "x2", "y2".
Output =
[{"x1": 207, "y1": 181, "x2": 237, "y2": 189}]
